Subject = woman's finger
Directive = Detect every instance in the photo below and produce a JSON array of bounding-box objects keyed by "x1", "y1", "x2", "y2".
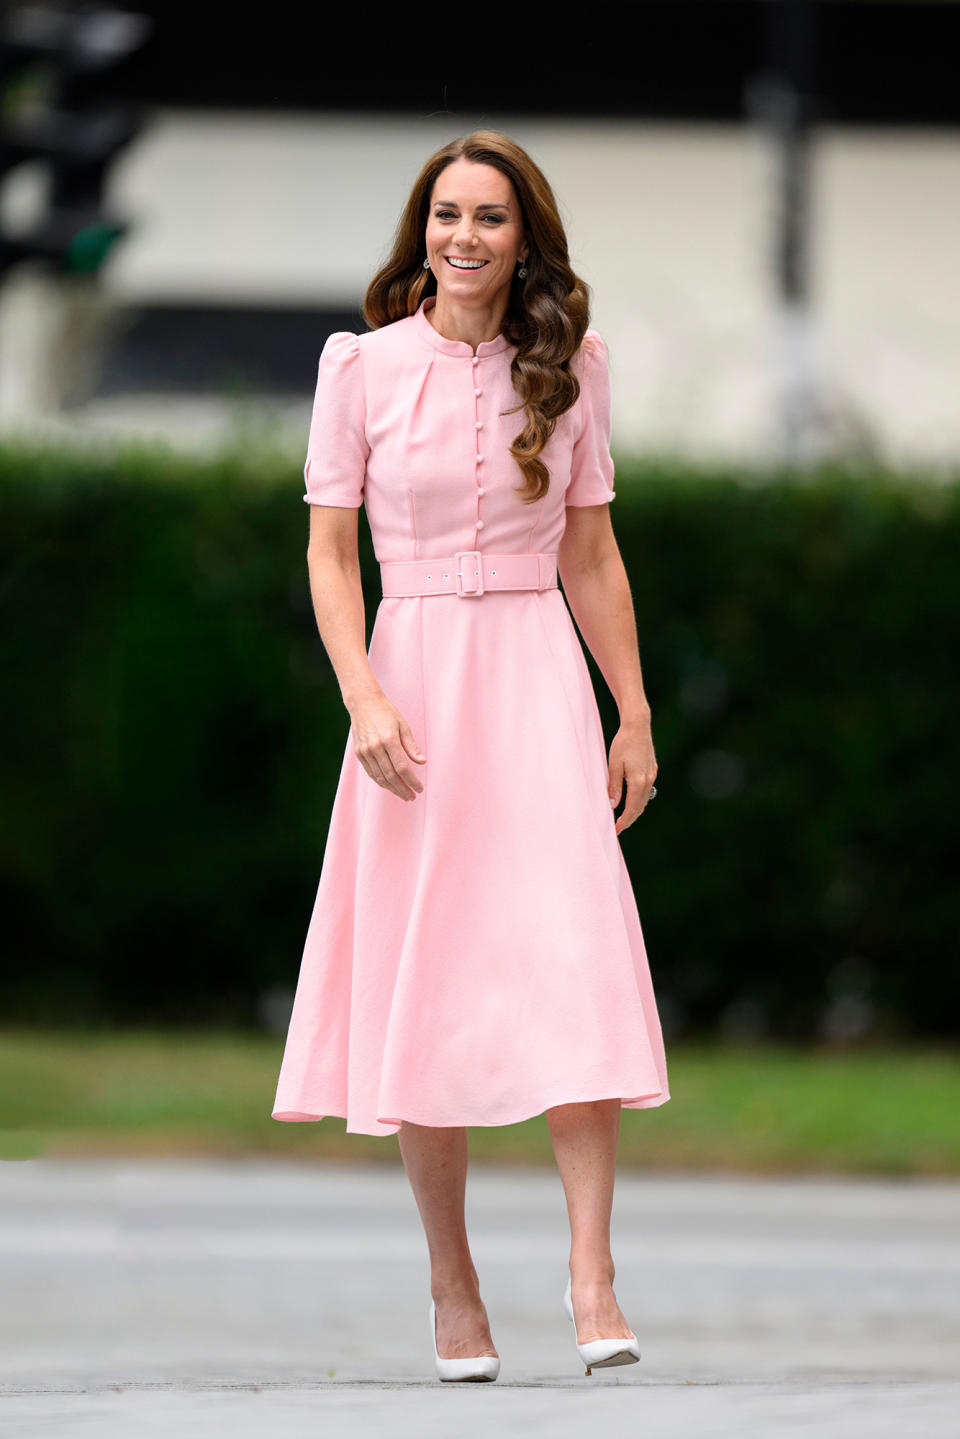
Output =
[{"x1": 380, "y1": 741, "x2": 423, "y2": 800}]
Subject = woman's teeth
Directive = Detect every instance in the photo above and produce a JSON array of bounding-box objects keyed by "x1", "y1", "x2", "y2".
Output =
[{"x1": 445, "y1": 257, "x2": 488, "y2": 269}]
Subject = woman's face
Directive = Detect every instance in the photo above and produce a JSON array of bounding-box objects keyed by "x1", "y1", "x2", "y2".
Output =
[{"x1": 425, "y1": 159, "x2": 527, "y2": 310}]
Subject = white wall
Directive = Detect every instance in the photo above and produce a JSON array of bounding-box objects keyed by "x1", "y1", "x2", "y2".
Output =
[{"x1": 34, "y1": 110, "x2": 960, "y2": 468}]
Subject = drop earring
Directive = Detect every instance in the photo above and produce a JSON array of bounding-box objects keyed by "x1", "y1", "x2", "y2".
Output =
[
  {"x1": 517, "y1": 258, "x2": 528, "y2": 279},
  {"x1": 423, "y1": 257, "x2": 431, "y2": 270}
]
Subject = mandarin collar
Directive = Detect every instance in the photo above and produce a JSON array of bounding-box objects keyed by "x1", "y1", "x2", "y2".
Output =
[{"x1": 414, "y1": 295, "x2": 511, "y2": 357}]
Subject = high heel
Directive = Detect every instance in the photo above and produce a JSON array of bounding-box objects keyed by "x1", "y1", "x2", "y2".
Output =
[
  {"x1": 429, "y1": 1299, "x2": 500, "y2": 1382},
  {"x1": 563, "y1": 1276, "x2": 641, "y2": 1377}
]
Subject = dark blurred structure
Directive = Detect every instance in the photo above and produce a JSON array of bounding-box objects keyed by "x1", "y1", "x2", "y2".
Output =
[
  {"x1": 104, "y1": 0, "x2": 960, "y2": 125},
  {"x1": 745, "y1": 2, "x2": 821, "y2": 461},
  {"x1": 0, "y1": 3, "x2": 151, "y2": 282}
]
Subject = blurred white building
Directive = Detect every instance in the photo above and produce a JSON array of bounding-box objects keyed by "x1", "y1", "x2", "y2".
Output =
[{"x1": 1, "y1": 111, "x2": 958, "y2": 473}]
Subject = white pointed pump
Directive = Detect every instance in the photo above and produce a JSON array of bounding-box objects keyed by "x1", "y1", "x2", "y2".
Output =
[
  {"x1": 563, "y1": 1276, "x2": 641, "y2": 1376},
  {"x1": 429, "y1": 1299, "x2": 500, "y2": 1382}
]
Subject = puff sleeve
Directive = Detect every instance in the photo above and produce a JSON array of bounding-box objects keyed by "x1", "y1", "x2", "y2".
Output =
[
  {"x1": 302, "y1": 331, "x2": 369, "y2": 507},
  {"x1": 565, "y1": 329, "x2": 617, "y2": 507}
]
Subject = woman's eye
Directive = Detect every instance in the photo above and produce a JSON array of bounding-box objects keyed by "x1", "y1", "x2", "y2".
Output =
[{"x1": 433, "y1": 210, "x2": 504, "y2": 223}]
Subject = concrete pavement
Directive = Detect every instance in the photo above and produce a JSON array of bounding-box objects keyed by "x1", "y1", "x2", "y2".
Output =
[{"x1": 1, "y1": 1157, "x2": 958, "y2": 1435}]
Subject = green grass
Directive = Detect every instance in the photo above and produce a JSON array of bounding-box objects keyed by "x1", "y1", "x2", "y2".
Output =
[{"x1": 0, "y1": 1027, "x2": 957, "y2": 1175}]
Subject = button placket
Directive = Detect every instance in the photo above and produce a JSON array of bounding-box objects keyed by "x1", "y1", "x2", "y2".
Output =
[{"x1": 471, "y1": 356, "x2": 485, "y2": 535}]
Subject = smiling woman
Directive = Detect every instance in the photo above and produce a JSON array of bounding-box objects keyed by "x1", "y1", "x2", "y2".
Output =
[{"x1": 273, "y1": 129, "x2": 667, "y2": 1384}]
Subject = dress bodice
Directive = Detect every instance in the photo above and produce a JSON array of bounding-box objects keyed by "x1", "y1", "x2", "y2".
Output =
[{"x1": 302, "y1": 295, "x2": 617, "y2": 562}]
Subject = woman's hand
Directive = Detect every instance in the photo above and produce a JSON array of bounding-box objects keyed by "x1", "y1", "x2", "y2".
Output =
[
  {"x1": 607, "y1": 714, "x2": 657, "y2": 834},
  {"x1": 348, "y1": 692, "x2": 426, "y2": 801}
]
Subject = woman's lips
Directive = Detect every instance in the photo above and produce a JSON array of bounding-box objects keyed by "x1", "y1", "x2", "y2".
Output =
[{"x1": 444, "y1": 256, "x2": 489, "y2": 271}]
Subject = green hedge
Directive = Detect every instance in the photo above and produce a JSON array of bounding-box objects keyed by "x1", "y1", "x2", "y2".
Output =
[{"x1": 1, "y1": 437, "x2": 957, "y2": 1040}]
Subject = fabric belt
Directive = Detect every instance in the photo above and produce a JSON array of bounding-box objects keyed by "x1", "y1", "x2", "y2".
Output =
[{"x1": 380, "y1": 550, "x2": 558, "y2": 599}]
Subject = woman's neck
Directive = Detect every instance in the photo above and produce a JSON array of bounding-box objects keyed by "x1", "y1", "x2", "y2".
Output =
[{"x1": 427, "y1": 294, "x2": 506, "y2": 354}]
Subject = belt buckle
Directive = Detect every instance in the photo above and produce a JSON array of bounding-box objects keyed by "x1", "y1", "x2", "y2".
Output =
[{"x1": 454, "y1": 550, "x2": 484, "y2": 597}]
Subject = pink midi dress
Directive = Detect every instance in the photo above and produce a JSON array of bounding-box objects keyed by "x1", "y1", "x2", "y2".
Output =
[{"x1": 271, "y1": 295, "x2": 671, "y2": 1136}]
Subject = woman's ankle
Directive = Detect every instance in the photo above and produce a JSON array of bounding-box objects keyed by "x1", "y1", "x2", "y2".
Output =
[
  {"x1": 568, "y1": 1257, "x2": 616, "y2": 1286},
  {"x1": 430, "y1": 1270, "x2": 482, "y2": 1303}
]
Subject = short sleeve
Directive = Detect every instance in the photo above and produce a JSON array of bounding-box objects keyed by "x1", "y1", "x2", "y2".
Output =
[
  {"x1": 302, "y1": 331, "x2": 369, "y2": 507},
  {"x1": 565, "y1": 330, "x2": 617, "y2": 507}
]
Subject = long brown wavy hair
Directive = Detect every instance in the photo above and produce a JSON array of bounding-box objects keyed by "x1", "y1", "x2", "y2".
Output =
[{"x1": 363, "y1": 131, "x2": 591, "y2": 503}]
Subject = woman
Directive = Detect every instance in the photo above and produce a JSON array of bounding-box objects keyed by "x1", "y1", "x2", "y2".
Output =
[{"x1": 272, "y1": 131, "x2": 670, "y2": 1382}]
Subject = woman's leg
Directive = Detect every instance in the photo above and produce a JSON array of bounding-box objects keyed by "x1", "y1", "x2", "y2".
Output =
[
  {"x1": 397, "y1": 1121, "x2": 498, "y2": 1358},
  {"x1": 545, "y1": 1098, "x2": 635, "y2": 1342}
]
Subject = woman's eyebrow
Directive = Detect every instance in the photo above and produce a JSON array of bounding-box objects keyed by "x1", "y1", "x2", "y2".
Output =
[{"x1": 433, "y1": 201, "x2": 510, "y2": 211}]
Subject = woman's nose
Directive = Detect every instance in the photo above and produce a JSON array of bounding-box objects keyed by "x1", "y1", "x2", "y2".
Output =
[{"x1": 454, "y1": 219, "x2": 478, "y2": 245}]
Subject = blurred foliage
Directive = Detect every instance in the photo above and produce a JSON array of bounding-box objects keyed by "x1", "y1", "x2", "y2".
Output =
[{"x1": 0, "y1": 437, "x2": 957, "y2": 1039}]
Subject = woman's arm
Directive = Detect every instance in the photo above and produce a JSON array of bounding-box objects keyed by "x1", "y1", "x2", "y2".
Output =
[
  {"x1": 307, "y1": 505, "x2": 379, "y2": 710},
  {"x1": 558, "y1": 504, "x2": 657, "y2": 832},
  {"x1": 307, "y1": 505, "x2": 426, "y2": 800}
]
